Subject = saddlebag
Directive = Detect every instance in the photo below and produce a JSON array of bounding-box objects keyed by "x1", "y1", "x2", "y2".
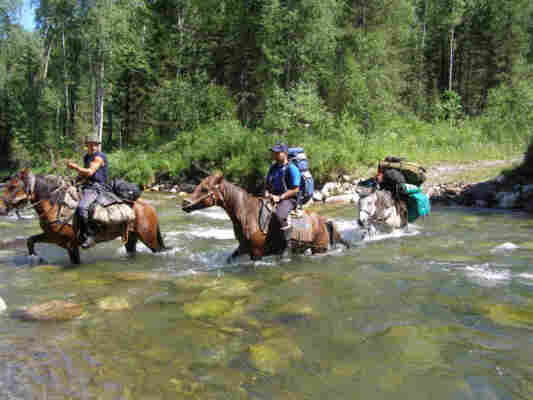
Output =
[
  {"x1": 110, "y1": 179, "x2": 142, "y2": 202},
  {"x1": 92, "y1": 203, "x2": 136, "y2": 225},
  {"x1": 379, "y1": 156, "x2": 427, "y2": 186}
]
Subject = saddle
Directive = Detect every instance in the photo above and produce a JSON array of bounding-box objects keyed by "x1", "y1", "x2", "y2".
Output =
[
  {"x1": 258, "y1": 199, "x2": 313, "y2": 243},
  {"x1": 47, "y1": 176, "x2": 136, "y2": 240}
]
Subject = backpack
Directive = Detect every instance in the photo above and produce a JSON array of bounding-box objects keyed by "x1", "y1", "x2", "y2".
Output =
[
  {"x1": 110, "y1": 178, "x2": 142, "y2": 202},
  {"x1": 287, "y1": 147, "x2": 315, "y2": 204},
  {"x1": 379, "y1": 156, "x2": 427, "y2": 186},
  {"x1": 400, "y1": 183, "x2": 431, "y2": 222}
]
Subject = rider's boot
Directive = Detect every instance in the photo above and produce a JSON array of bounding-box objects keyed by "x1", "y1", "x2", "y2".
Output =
[
  {"x1": 279, "y1": 225, "x2": 292, "y2": 260},
  {"x1": 79, "y1": 215, "x2": 96, "y2": 249}
]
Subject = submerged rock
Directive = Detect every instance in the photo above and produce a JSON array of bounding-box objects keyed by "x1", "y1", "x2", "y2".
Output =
[
  {"x1": 198, "y1": 277, "x2": 260, "y2": 299},
  {"x1": 113, "y1": 271, "x2": 165, "y2": 281},
  {"x1": 183, "y1": 299, "x2": 232, "y2": 319},
  {"x1": 270, "y1": 302, "x2": 315, "y2": 322},
  {"x1": 11, "y1": 300, "x2": 83, "y2": 321},
  {"x1": 98, "y1": 296, "x2": 131, "y2": 311},
  {"x1": 32, "y1": 264, "x2": 63, "y2": 273},
  {"x1": 484, "y1": 304, "x2": 533, "y2": 328},
  {"x1": 248, "y1": 337, "x2": 303, "y2": 374}
]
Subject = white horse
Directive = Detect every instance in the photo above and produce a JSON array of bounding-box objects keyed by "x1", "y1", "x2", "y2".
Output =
[{"x1": 357, "y1": 188, "x2": 407, "y2": 239}]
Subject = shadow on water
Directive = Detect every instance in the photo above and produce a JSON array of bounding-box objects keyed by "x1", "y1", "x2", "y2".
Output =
[{"x1": 0, "y1": 195, "x2": 533, "y2": 399}]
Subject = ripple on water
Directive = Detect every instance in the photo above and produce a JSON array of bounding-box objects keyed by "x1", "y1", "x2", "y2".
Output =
[
  {"x1": 189, "y1": 208, "x2": 229, "y2": 220},
  {"x1": 463, "y1": 263, "x2": 511, "y2": 287}
]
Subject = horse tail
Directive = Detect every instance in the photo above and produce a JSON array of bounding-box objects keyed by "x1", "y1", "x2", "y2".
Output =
[
  {"x1": 156, "y1": 225, "x2": 171, "y2": 251},
  {"x1": 327, "y1": 220, "x2": 350, "y2": 249}
]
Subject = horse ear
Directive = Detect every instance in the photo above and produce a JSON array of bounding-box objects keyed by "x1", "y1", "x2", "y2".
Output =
[{"x1": 213, "y1": 171, "x2": 224, "y2": 184}]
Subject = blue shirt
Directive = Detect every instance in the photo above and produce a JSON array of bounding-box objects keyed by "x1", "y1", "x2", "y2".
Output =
[
  {"x1": 266, "y1": 162, "x2": 301, "y2": 195},
  {"x1": 84, "y1": 151, "x2": 108, "y2": 185}
]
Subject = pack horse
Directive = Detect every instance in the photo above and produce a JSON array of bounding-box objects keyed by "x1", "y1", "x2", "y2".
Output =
[{"x1": 0, "y1": 169, "x2": 167, "y2": 264}]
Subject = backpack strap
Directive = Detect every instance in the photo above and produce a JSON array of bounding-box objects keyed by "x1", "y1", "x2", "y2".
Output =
[{"x1": 283, "y1": 163, "x2": 303, "y2": 205}]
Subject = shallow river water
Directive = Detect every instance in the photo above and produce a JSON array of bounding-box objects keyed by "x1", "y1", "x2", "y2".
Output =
[{"x1": 1, "y1": 193, "x2": 533, "y2": 400}]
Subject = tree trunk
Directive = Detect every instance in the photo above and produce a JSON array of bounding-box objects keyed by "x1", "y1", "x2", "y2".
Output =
[
  {"x1": 93, "y1": 44, "x2": 105, "y2": 142},
  {"x1": 449, "y1": 26, "x2": 455, "y2": 91}
]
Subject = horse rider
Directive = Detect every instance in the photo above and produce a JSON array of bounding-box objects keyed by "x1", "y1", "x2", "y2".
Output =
[
  {"x1": 376, "y1": 166, "x2": 409, "y2": 225},
  {"x1": 377, "y1": 166, "x2": 406, "y2": 194},
  {"x1": 66, "y1": 133, "x2": 108, "y2": 249},
  {"x1": 264, "y1": 142, "x2": 301, "y2": 258}
]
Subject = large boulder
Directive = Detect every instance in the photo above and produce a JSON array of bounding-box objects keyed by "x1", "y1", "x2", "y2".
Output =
[{"x1": 461, "y1": 181, "x2": 499, "y2": 206}]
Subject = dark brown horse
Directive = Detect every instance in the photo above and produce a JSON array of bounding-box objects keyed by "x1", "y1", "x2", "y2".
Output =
[
  {"x1": 182, "y1": 172, "x2": 350, "y2": 262},
  {"x1": 0, "y1": 168, "x2": 167, "y2": 265}
]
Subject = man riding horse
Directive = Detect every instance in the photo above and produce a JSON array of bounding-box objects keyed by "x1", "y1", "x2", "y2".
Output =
[
  {"x1": 264, "y1": 142, "x2": 301, "y2": 259},
  {"x1": 66, "y1": 133, "x2": 108, "y2": 249}
]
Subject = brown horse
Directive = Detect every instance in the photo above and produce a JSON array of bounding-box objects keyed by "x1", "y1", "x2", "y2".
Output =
[
  {"x1": 182, "y1": 172, "x2": 350, "y2": 262},
  {"x1": 0, "y1": 168, "x2": 167, "y2": 265}
]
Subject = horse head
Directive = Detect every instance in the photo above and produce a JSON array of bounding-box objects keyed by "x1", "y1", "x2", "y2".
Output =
[
  {"x1": 358, "y1": 189, "x2": 405, "y2": 236},
  {"x1": 0, "y1": 168, "x2": 35, "y2": 215},
  {"x1": 182, "y1": 172, "x2": 225, "y2": 213}
]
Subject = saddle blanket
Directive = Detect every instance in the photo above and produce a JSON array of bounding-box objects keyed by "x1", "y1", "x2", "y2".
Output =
[{"x1": 288, "y1": 212, "x2": 313, "y2": 243}]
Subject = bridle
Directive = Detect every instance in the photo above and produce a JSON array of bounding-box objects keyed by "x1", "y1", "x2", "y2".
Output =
[
  {"x1": 1, "y1": 173, "x2": 72, "y2": 223},
  {"x1": 183, "y1": 182, "x2": 226, "y2": 210}
]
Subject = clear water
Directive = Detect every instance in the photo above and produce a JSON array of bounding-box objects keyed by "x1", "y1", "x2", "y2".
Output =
[{"x1": 1, "y1": 194, "x2": 533, "y2": 400}]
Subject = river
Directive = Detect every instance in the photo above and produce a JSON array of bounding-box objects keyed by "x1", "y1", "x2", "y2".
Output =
[{"x1": 0, "y1": 193, "x2": 532, "y2": 399}]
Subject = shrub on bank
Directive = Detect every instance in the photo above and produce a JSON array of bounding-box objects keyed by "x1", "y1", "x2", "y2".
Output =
[{"x1": 107, "y1": 113, "x2": 528, "y2": 189}]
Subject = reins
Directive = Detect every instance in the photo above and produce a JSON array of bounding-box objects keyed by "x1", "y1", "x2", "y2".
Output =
[
  {"x1": 4, "y1": 175, "x2": 77, "y2": 227},
  {"x1": 184, "y1": 183, "x2": 226, "y2": 210}
]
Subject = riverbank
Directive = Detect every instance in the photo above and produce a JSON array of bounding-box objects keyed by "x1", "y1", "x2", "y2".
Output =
[{"x1": 146, "y1": 156, "x2": 533, "y2": 212}]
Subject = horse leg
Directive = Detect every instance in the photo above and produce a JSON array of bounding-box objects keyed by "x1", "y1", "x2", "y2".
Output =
[
  {"x1": 67, "y1": 246, "x2": 81, "y2": 265},
  {"x1": 135, "y1": 224, "x2": 167, "y2": 253},
  {"x1": 125, "y1": 232, "x2": 138, "y2": 256},
  {"x1": 227, "y1": 244, "x2": 250, "y2": 263},
  {"x1": 27, "y1": 233, "x2": 68, "y2": 265},
  {"x1": 327, "y1": 220, "x2": 351, "y2": 249}
]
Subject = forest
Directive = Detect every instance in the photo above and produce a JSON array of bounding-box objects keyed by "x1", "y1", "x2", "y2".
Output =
[{"x1": 1, "y1": 0, "x2": 533, "y2": 187}]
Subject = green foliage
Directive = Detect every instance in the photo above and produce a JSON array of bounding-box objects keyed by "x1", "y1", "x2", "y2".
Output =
[
  {"x1": 151, "y1": 74, "x2": 236, "y2": 138},
  {"x1": 262, "y1": 82, "x2": 334, "y2": 134},
  {"x1": 479, "y1": 81, "x2": 533, "y2": 143},
  {"x1": 2, "y1": 0, "x2": 533, "y2": 184},
  {"x1": 433, "y1": 90, "x2": 463, "y2": 126}
]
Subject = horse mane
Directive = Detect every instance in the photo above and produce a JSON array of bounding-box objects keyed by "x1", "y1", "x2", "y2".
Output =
[
  {"x1": 221, "y1": 179, "x2": 259, "y2": 223},
  {"x1": 33, "y1": 174, "x2": 72, "y2": 205},
  {"x1": 222, "y1": 179, "x2": 257, "y2": 205}
]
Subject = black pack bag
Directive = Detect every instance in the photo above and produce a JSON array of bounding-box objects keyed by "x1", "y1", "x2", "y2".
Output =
[
  {"x1": 110, "y1": 178, "x2": 142, "y2": 202},
  {"x1": 379, "y1": 156, "x2": 427, "y2": 186}
]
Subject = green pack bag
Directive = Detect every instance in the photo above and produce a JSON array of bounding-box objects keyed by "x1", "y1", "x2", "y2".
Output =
[
  {"x1": 401, "y1": 183, "x2": 431, "y2": 222},
  {"x1": 379, "y1": 156, "x2": 427, "y2": 186}
]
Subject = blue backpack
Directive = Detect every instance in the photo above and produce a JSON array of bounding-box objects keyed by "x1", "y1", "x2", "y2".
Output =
[{"x1": 287, "y1": 147, "x2": 315, "y2": 204}]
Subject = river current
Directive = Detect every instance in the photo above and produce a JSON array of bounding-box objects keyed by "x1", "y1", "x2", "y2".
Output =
[{"x1": 0, "y1": 193, "x2": 532, "y2": 399}]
